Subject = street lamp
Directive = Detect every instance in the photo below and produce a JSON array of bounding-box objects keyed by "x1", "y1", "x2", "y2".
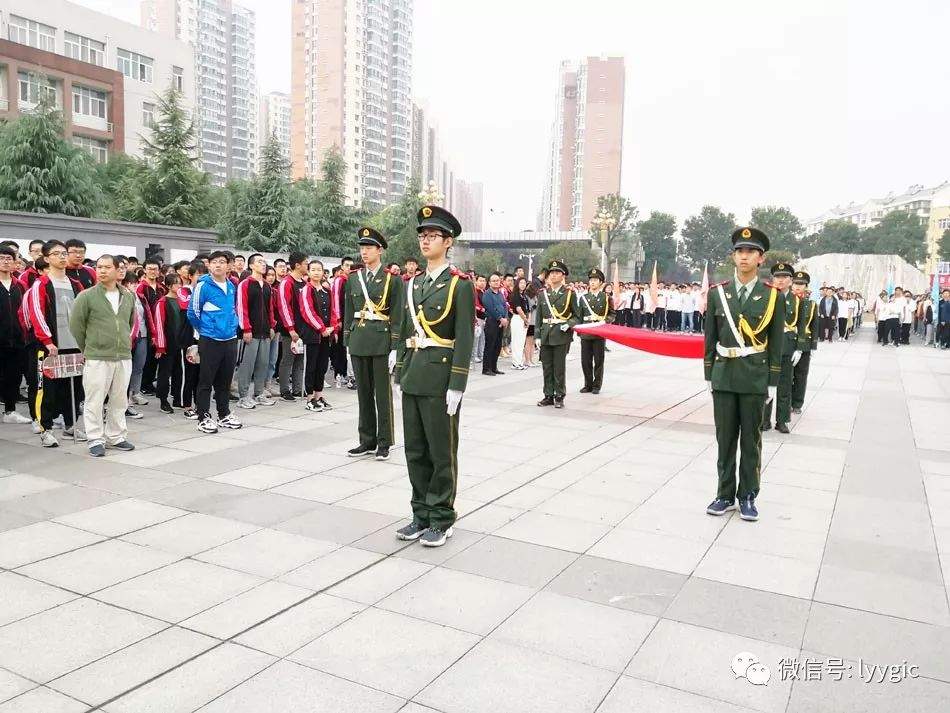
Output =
[
  {"x1": 591, "y1": 209, "x2": 616, "y2": 272},
  {"x1": 418, "y1": 180, "x2": 444, "y2": 206},
  {"x1": 634, "y1": 242, "x2": 646, "y2": 283},
  {"x1": 519, "y1": 252, "x2": 536, "y2": 280}
]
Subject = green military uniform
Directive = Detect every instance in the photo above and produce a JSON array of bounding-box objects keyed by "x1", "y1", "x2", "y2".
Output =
[
  {"x1": 536, "y1": 260, "x2": 578, "y2": 408},
  {"x1": 762, "y1": 262, "x2": 809, "y2": 431},
  {"x1": 343, "y1": 227, "x2": 404, "y2": 453},
  {"x1": 791, "y1": 272, "x2": 817, "y2": 411},
  {"x1": 578, "y1": 268, "x2": 615, "y2": 394},
  {"x1": 705, "y1": 228, "x2": 786, "y2": 510},
  {"x1": 394, "y1": 206, "x2": 474, "y2": 533}
]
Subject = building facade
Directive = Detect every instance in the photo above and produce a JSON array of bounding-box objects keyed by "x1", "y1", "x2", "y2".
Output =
[
  {"x1": 538, "y1": 56, "x2": 625, "y2": 232},
  {"x1": 452, "y1": 178, "x2": 484, "y2": 233},
  {"x1": 291, "y1": 0, "x2": 413, "y2": 208},
  {"x1": 259, "y1": 91, "x2": 291, "y2": 169},
  {"x1": 805, "y1": 181, "x2": 950, "y2": 271},
  {"x1": 141, "y1": 0, "x2": 258, "y2": 183},
  {"x1": 0, "y1": 0, "x2": 194, "y2": 163}
]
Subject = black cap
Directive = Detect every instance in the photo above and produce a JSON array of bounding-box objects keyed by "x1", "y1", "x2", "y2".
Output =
[
  {"x1": 417, "y1": 205, "x2": 462, "y2": 238},
  {"x1": 548, "y1": 259, "x2": 569, "y2": 276},
  {"x1": 770, "y1": 262, "x2": 794, "y2": 277},
  {"x1": 357, "y1": 227, "x2": 387, "y2": 249},
  {"x1": 793, "y1": 270, "x2": 810, "y2": 284},
  {"x1": 588, "y1": 268, "x2": 605, "y2": 281},
  {"x1": 731, "y1": 226, "x2": 769, "y2": 253}
]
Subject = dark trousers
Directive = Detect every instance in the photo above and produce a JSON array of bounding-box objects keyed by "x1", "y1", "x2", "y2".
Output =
[
  {"x1": 155, "y1": 348, "x2": 183, "y2": 405},
  {"x1": 482, "y1": 318, "x2": 502, "y2": 374},
  {"x1": 580, "y1": 338, "x2": 605, "y2": 390},
  {"x1": 791, "y1": 350, "x2": 811, "y2": 409},
  {"x1": 403, "y1": 392, "x2": 460, "y2": 531},
  {"x1": 304, "y1": 339, "x2": 332, "y2": 394},
  {"x1": 762, "y1": 353, "x2": 793, "y2": 426},
  {"x1": 352, "y1": 353, "x2": 393, "y2": 448},
  {"x1": 667, "y1": 309, "x2": 681, "y2": 331},
  {"x1": 883, "y1": 318, "x2": 899, "y2": 345},
  {"x1": 900, "y1": 323, "x2": 911, "y2": 345},
  {"x1": 23, "y1": 347, "x2": 38, "y2": 420},
  {"x1": 838, "y1": 317, "x2": 848, "y2": 339},
  {"x1": 819, "y1": 316, "x2": 835, "y2": 341},
  {"x1": 279, "y1": 334, "x2": 304, "y2": 396},
  {"x1": 141, "y1": 343, "x2": 158, "y2": 392},
  {"x1": 631, "y1": 309, "x2": 642, "y2": 327},
  {"x1": 654, "y1": 308, "x2": 666, "y2": 330},
  {"x1": 181, "y1": 349, "x2": 199, "y2": 408},
  {"x1": 540, "y1": 342, "x2": 568, "y2": 398},
  {"x1": 642, "y1": 312, "x2": 653, "y2": 329},
  {"x1": 713, "y1": 390, "x2": 765, "y2": 501},
  {"x1": 876, "y1": 319, "x2": 887, "y2": 343},
  {"x1": 37, "y1": 347, "x2": 82, "y2": 430},
  {"x1": 693, "y1": 311, "x2": 703, "y2": 333},
  {"x1": 937, "y1": 323, "x2": 950, "y2": 348},
  {"x1": 329, "y1": 338, "x2": 348, "y2": 378},
  {"x1": 0, "y1": 345, "x2": 24, "y2": 412},
  {"x1": 196, "y1": 337, "x2": 237, "y2": 419}
]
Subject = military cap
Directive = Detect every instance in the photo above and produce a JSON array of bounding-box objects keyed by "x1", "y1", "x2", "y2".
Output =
[
  {"x1": 548, "y1": 259, "x2": 569, "y2": 275},
  {"x1": 731, "y1": 226, "x2": 770, "y2": 253},
  {"x1": 770, "y1": 262, "x2": 794, "y2": 278},
  {"x1": 792, "y1": 270, "x2": 810, "y2": 284},
  {"x1": 357, "y1": 226, "x2": 387, "y2": 249},
  {"x1": 417, "y1": 205, "x2": 462, "y2": 238},
  {"x1": 588, "y1": 268, "x2": 605, "y2": 281}
]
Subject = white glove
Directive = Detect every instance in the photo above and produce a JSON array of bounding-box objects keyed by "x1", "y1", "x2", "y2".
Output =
[
  {"x1": 559, "y1": 323, "x2": 569, "y2": 332},
  {"x1": 706, "y1": 381, "x2": 713, "y2": 394},
  {"x1": 767, "y1": 385, "x2": 777, "y2": 402},
  {"x1": 446, "y1": 389, "x2": 463, "y2": 416},
  {"x1": 388, "y1": 350, "x2": 397, "y2": 372},
  {"x1": 791, "y1": 350, "x2": 802, "y2": 366}
]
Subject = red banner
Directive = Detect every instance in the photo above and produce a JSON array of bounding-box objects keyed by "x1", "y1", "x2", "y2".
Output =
[{"x1": 574, "y1": 324, "x2": 704, "y2": 359}]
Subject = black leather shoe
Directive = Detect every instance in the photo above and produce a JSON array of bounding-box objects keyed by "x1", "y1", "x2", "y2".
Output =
[
  {"x1": 761, "y1": 422, "x2": 772, "y2": 432},
  {"x1": 791, "y1": 407, "x2": 802, "y2": 414},
  {"x1": 554, "y1": 397, "x2": 564, "y2": 409},
  {"x1": 591, "y1": 387, "x2": 601, "y2": 394},
  {"x1": 775, "y1": 422, "x2": 790, "y2": 434},
  {"x1": 492, "y1": 370, "x2": 505, "y2": 375},
  {"x1": 347, "y1": 443, "x2": 376, "y2": 457},
  {"x1": 375, "y1": 446, "x2": 390, "y2": 461},
  {"x1": 537, "y1": 396, "x2": 554, "y2": 407},
  {"x1": 482, "y1": 371, "x2": 493, "y2": 376},
  {"x1": 579, "y1": 386, "x2": 592, "y2": 393}
]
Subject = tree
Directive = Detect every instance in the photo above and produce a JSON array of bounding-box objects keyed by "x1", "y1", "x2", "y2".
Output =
[
  {"x1": 681, "y1": 205, "x2": 737, "y2": 270},
  {"x1": 636, "y1": 211, "x2": 678, "y2": 278},
  {"x1": 93, "y1": 153, "x2": 140, "y2": 218},
  {"x1": 366, "y1": 177, "x2": 422, "y2": 266},
  {"x1": 861, "y1": 210, "x2": 927, "y2": 265},
  {"x1": 115, "y1": 87, "x2": 216, "y2": 227},
  {"x1": 750, "y1": 206, "x2": 803, "y2": 256},
  {"x1": 310, "y1": 146, "x2": 360, "y2": 255},
  {"x1": 0, "y1": 97, "x2": 101, "y2": 216},
  {"x1": 540, "y1": 241, "x2": 600, "y2": 276},
  {"x1": 761, "y1": 249, "x2": 797, "y2": 278},
  {"x1": 939, "y1": 228, "x2": 950, "y2": 261},
  {"x1": 801, "y1": 219, "x2": 861, "y2": 257},
  {"x1": 473, "y1": 249, "x2": 506, "y2": 276},
  {"x1": 589, "y1": 193, "x2": 638, "y2": 266}
]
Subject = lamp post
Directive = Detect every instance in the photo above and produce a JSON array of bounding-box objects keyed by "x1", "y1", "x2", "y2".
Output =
[
  {"x1": 592, "y1": 209, "x2": 616, "y2": 272},
  {"x1": 418, "y1": 180, "x2": 444, "y2": 206},
  {"x1": 634, "y1": 242, "x2": 646, "y2": 283},
  {"x1": 519, "y1": 252, "x2": 536, "y2": 280}
]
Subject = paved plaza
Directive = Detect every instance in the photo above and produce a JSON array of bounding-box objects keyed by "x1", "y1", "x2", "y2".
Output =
[{"x1": 0, "y1": 326, "x2": 948, "y2": 712}]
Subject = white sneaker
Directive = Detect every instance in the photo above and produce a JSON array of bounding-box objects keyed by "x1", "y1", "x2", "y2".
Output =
[
  {"x1": 3, "y1": 411, "x2": 31, "y2": 425},
  {"x1": 197, "y1": 416, "x2": 218, "y2": 433},
  {"x1": 63, "y1": 426, "x2": 87, "y2": 442},
  {"x1": 39, "y1": 430, "x2": 59, "y2": 447},
  {"x1": 255, "y1": 394, "x2": 276, "y2": 407},
  {"x1": 130, "y1": 393, "x2": 149, "y2": 406},
  {"x1": 53, "y1": 415, "x2": 65, "y2": 429},
  {"x1": 31, "y1": 420, "x2": 42, "y2": 434},
  {"x1": 237, "y1": 397, "x2": 257, "y2": 410},
  {"x1": 218, "y1": 414, "x2": 243, "y2": 429}
]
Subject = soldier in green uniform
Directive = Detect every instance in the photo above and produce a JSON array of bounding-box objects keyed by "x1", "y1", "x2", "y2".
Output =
[
  {"x1": 761, "y1": 261, "x2": 808, "y2": 434},
  {"x1": 705, "y1": 227, "x2": 786, "y2": 522},
  {"x1": 393, "y1": 206, "x2": 475, "y2": 547},
  {"x1": 578, "y1": 268, "x2": 615, "y2": 394},
  {"x1": 536, "y1": 260, "x2": 578, "y2": 409},
  {"x1": 791, "y1": 270, "x2": 817, "y2": 414},
  {"x1": 343, "y1": 227, "x2": 403, "y2": 461}
]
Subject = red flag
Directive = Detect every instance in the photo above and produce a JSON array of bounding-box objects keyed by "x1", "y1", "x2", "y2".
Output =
[{"x1": 573, "y1": 324, "x2": 703, "y2": 358}]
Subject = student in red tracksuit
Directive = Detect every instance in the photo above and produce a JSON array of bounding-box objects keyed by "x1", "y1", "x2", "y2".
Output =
[
  {"x1": 235, "y1": 253, "x2": 276, "y2": 409},
  {"x1": 0, "y1": 245, "x2": 30, "y2": 426},
  {"x1": 24, "y1": 241, "x2": 86, "y2": 446},
  {"x1": 64, "y1": 239, "x2": 97, "y2": 290},
  {"x1": 133, "y1": 258, "x2": 166, "y2": 402},
  {"x1": 299, "y1": 260, "x2": 337, "y2": 412},
  {"x1": 329, "y1": 258, "x2": 354, "y2": 387},
  {"x1": 275, "y1": 252, "x2": 308, "y2": 399},
  {"x1": 153, "y1": 274, "x2": 188, "y2": 414}
]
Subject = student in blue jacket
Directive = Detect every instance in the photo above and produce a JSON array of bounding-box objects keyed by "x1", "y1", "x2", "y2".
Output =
[{"x1": 188, "y1": 250, "x2": 243, "y2": 433}]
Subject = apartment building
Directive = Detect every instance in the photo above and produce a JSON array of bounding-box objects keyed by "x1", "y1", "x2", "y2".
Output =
[{"x1": 259, "y1": 91, "x2": 291, "y2": 169}]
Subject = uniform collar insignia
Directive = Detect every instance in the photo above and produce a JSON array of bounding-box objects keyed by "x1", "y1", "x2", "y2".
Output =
[
  {"x1": 435, "y1": 283, "x2": 445, "y2": 289},
  {"x1": 725, "y1": 293, "x2": 733, "y2": 298},
  {"x1": 752, "y1": 295, "x2": 762, "y2": 301}
]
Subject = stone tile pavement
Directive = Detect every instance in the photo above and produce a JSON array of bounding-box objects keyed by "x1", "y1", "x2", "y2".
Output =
[{"x1": 0, "y1": 326, "x2": 949, "y2": 712}]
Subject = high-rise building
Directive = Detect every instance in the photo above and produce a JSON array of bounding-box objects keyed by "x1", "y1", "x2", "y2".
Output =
[
  {"x1": 291, "y1": 0, "x2": 412, "y2": 208},
  {"x1": 538, "y1": 56, "x2": 625, "y2": 232},
  {"x1": 259, "y1": 91, "x2": 291, "y2": 169},
  {"x1": 453, "y1": 178, "x2": 484, "y2": 233},
  {"x1": 141, "y1": 0, "x2": 258, "y2": 184},
  {"x1": 0, "y1": 0, "x2": 194, "y2": 163}
]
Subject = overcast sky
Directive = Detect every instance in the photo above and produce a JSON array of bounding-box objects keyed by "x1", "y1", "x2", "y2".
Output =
[{"x1": 79, "y1": 0, "x2": 950, "y2": 233}]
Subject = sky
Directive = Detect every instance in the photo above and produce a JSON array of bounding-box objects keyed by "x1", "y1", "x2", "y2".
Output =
[{"x1": 77, "y1": 0, "x2": 950, "y2": 233}]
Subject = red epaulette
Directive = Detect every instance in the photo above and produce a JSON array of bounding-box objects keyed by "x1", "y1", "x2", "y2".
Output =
[
  {"x1": 763, "y1": 281, "x2": 779, "y2": 290},
  {"x1": 449, "y1": 267, "x2": 471, "y2": 280}
]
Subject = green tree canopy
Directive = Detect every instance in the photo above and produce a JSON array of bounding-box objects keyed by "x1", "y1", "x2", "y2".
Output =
[
  {"x1": 366, "y1": 177, "x2": 422, "y2": 266},
  {"x1": 589, "y1": 193, "x2": 638, "y2": 266},
  {"x1": 636, "y1": 211, "x2": 678, "y2": 278},
  {"x1": 310, "y1": 146, "x2": 360, "y2": 255},
  {"x1": 473, "y1": 249, "x2": 506, "y2": 276},
  {"x1": 115, "y1": 87, "x2": 216, "y2": 227},
  {"x1": 761, "y1": 249, "x2": 797, "y2": 278},
  {"x1": 681, "y1": 205, "x2": 737, "y2": 270},
  {"x1": 540, "y1": 241, "x2": 600, "y2": 276},
  {"x1": 939, "y1": 228, "x2": 950, "y2": 261},
  {"x1": 801, "y1": 219, "x2": 861, "y2": 257},
  {"x1": 750, "y1": 205, "x2": 803, "y2": 256},
  {"x1": 0, "y1": 97, "x2": 101, "y2": 217},
  {"x1": 861, "y1": 211, "x2": 927, "y2": 265}
]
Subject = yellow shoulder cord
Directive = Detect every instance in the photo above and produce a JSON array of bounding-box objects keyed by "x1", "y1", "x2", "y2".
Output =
[
  {"x1": 590, "y1": 292, "x2": 608, "y2": 320},
  {"x1": 785, "y1": 294, "x2": 799, "y2": 329},
  {"x1": 548, "y1": 290, "x2": 572, "y2": 320},
  {"x1": 805, "y1": 301, "x2": 816, "y2": 335},
  {"x1": 738, "y1": 287, "x2": 778, "y2": 348},
  {"x1": 418, "y1": 276, "x2": 458, "y2": 346},
  {"x1": 357, "y1": 271, "x2": 393, "y2": 329}
]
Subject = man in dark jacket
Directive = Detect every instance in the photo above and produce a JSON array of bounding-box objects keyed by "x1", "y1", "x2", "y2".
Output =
[
  {"x1": 817, "y1": 286, "x2": 838, "y2": 342},
  {"x1": 0, "y1": 246, "x2": 30, "y2": 425}
]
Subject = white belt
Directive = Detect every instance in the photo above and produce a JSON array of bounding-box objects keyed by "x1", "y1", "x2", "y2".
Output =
[
  {"x1": 583, "y1": 316, "x2": 605, "y2": 323},
  {"x1": 356, "y1": 310, "x2": 389, "y2": 321},
  {"x1": 716, "y1": 343, "x2": 766, "y2": 358},
  {"x1": 406, "y1": 336, "x2": 454, "y2": 350},
  {"x1": 543, "y1": 318, "x2": 567, "y2": 324}
]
